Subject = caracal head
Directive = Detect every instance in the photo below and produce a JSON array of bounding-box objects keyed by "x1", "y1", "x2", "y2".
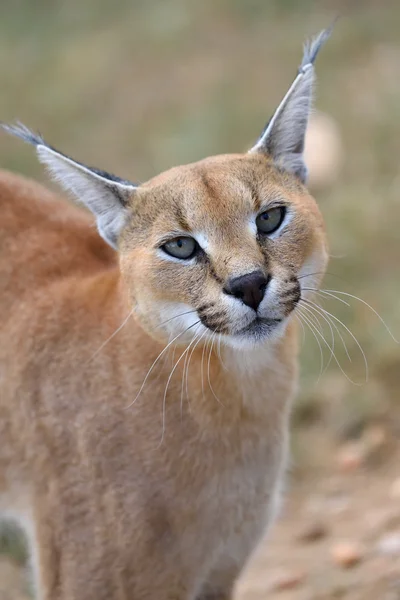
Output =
[{"x1": 3, "y1": 28, "x2": 332, "y2": 350}]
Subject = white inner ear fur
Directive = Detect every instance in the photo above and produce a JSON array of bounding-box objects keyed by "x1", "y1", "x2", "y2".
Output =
[{"x1": 36, "y1": 145, "x2": 137, "y2": 250}]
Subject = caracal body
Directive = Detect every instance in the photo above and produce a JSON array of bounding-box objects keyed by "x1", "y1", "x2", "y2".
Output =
[{"x1": 0, "y1": 29, "x2": 330, "y2": 600}]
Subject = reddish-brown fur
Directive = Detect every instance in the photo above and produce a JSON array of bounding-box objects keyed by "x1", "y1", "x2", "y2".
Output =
[{"x1": 0, "y1": 149, "x2": 328, "y2": 599}]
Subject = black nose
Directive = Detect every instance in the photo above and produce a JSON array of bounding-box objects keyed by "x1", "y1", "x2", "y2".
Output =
[{"x1": 224, "y1": 270, "x2": 271, "y2": 311}]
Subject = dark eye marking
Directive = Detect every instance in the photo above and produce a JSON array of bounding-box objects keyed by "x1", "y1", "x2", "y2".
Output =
[{"x1": 207, "y1": 261, "x2": 224, "y2": 285}]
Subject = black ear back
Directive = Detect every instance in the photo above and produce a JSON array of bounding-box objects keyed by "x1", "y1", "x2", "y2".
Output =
[
  {"x1": 249, "y1": 27, "x2": 332, "y2": 183},
  {"x1": 2, "y1": 123, "x2": 137, "y2": 249}
]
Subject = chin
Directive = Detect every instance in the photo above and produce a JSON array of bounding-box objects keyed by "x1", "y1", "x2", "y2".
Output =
[{"x1": 221, "y1": 318, "x2": 289, "y2": 351}]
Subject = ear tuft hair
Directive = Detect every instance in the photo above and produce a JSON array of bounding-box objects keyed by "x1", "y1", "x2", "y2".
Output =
[
  {"x1": 299, "y1": 26, "x2": 333, "y2": 73},
  {"x1": 1, "y1": 122, "x2": 46, "y2": 147},
  {"x1": 2, "y1": 123, "x2": 138, "y2": 249},
  {"x1": 249, "y1": 25, "x2": 333, "y2": 183}
]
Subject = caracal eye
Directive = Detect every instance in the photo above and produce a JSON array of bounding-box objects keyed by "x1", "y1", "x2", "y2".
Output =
[
  {"x1": 162, "y1": 236, "x2": 197, "y2": 260},
  {"x1": 256, "y1": 206, "x2": 286, "y2": 235}
]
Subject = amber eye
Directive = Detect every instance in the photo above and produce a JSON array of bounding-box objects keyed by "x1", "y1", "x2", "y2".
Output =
[
  {"x1": 162, "y1": 236, "x2": 198, "y2": 260},
  {"x1": 256, "y1": 206, "x2": 286, "y2": 235}
]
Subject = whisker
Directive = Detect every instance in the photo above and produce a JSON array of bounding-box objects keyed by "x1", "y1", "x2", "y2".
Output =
[
  {"x1": 216, "y1": 334, "x2": 228, "y2": 371},
  {"x1": 158, "y1": 309, "x2": 198, "y2": 329},
  {"x1": 184, "y1": 328, "x2": 208, "y2": 409},
  {"x1": 159, "y1": 333, "x2": 199, "y2": 447},
  {"x1": 298, "y1": 306, "x2": 362, "y2": 385},
  {"x1": 201, "y1": 333, "x2": 209, "y2": 404},
  {"x1": 303, "y1": 287, "x2": 351, "y2": 307},
  {"x1": 125, "y1": 320, "x2": 201, "y2": 409},
  {"x1": 87, "y1": 309, "x2": 134, "y2": 363},
  {"x1": 299, "y1": 301, "x2": 325, "y2": 334},
  {"x1": 299, "y1": 301, "x2": 335, "y2": 375},
  {"x1": 293, "y1": 312, "x2": 306, "y2": 347},
  {"x1": 322, "y1": 289, "x2": 399, "y2": 343},
  {"x1": 180, "y1": 328, "x2": 203, "y2": 418},
  {"x1": 305, "y1": 299, "x2": 368, "y2": 383},
  {"x1": 302, "y1": 298, "x2": 352, "y2": 363},
  {"x1": 296, "y1": 306, "x2": 324, "y2": 380},
  {"x1": 297, "y1": 271, "x2": 349, "y2": 284},
  {"x1": 207, "y1": 334, "x2": 225, "y2": 408}
]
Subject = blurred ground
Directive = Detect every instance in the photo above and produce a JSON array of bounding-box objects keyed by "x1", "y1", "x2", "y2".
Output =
[
  {"x1": 235, "y1": 434, "x2": 400, "y2": 599},
  {"x1": 0, "y1": 0, "x2": 399, "y2": 597}
]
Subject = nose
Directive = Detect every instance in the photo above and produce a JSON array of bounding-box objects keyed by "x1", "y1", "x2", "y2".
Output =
[{"x1": 223, "y1": 270, "x2": 271, "y2": 311}]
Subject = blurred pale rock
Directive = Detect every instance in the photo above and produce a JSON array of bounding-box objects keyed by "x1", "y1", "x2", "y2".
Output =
[
  {"x1": 336, "y1": 441, "x2": 365, "y2": 472},
  {"x1": 362, "y1": 424, "x2": 388, "y2": 454},
  {"x1": 390, "y1": 478, "x2": 400, "y2": 499},
  {"x1": 377, "y1": 532, "x2": 400, "y2": 556},
  {"x1": 304, "y1": 112, "x2": 343, "y2": 190},
  {"x1": 331, "y1": 541, "x2": 364, "y2": 568},
  {"x1": 336, "y1": 427, "x2": 389, "y2": 473},
  {"x1": 268, "y1": 569, "x2": 307, "y2": 592}
]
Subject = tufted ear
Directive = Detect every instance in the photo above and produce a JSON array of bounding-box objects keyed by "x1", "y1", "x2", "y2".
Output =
[
  {"x1": 249, "y1": 26, "x2": 333, "y2": 183},
  {"x1": 1, "y1": 123, "x2": 137, "y2": 249}
]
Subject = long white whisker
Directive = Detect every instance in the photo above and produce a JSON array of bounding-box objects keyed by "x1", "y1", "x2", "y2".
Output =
[
  {"x1": 297, "y1": 271, "x2": 349, "y2": 284},
  {"x1": 299, "y1": 301, "x2": 335, "y2": 375},
  {"x1": 159, "y1": 327, "x2": 201, "y2": 447},
  {"x1": 302, "y1": 298, "x2": 352, "y2": 363},
  {"x1": 87, "y1": 309, "x2": 134, "y2": 363},
  {"x1": 323, "y1": 289, "x2": 399, "y2": 343},
  {"x1": 298, "y1": 306, "x2": 361, "y2": 385},
  {"x1": 217, "y1": 334, "x2": 228, "y2": 371},
  {"x1": 296, "y1": 306, "x2": 324, "y2": 380},
  {"x1": 158, "y1": 309, "x2": 197, "y2": 329},
  {"x1": 293, "y1": 312, "x2": 306, "y2": 347},
  {"x1": 180, "y1": 327, "x2": 202, "y2": 418},
  {"x1": 126, "y1": 320, "x2": 200, "y2": 409},
  {"x1": 303, "y1": 287, "x2": 351, "y2": 307},
  {"x1": 306, "y1": 300, "x2": 368, "y2": 383},
  {"x1": 207, "y1": 334, "x2": 225, "y2": 408},
  {"x1": 201, "y1": 333, "x2": 209, "y2": 404},
  {"x1": 185, "y1": 329, "x2": 208, "y2": 407},
  {"x1": 305, "y1": 306, "x2": 362, "y2": 385}
]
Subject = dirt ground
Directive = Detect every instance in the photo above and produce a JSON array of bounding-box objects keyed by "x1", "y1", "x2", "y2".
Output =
[
  {"x1": 236, "y1": 442, "x2": 400, "y2": 600},
  {"x1": 1, "y1": 439, "x2": 399, "y2": 600}
]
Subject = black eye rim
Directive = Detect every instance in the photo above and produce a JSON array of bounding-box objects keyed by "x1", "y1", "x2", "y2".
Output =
[
  {"x1": 256, "y1": 206, "x2": 287, "y2": 235},
  {"x1": 160, "y1": 236, "x2": 199, "y2": 260}
]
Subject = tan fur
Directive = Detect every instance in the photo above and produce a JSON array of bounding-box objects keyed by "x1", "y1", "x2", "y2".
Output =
[{"x1": 0, "y1": 151, "x2": 328, "y2": 599}]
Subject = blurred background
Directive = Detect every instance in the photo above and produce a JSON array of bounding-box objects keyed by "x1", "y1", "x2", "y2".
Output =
[{"x1": 0, "y1": 0, "x2": 399, "y2": 598}]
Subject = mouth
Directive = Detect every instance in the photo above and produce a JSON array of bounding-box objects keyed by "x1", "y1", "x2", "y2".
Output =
[{"x1": 235, "y1": 316, "x2": 283, "y2": 338}]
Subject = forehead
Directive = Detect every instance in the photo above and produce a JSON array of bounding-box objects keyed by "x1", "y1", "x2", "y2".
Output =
[{"x1": 137, "y1": 153, "x2": 304, "y2": 233}]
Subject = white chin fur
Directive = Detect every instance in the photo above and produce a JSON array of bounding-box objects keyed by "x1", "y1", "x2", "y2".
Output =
[{"x1": 219, "y1": 318, "x2": 289, "y2": 351}]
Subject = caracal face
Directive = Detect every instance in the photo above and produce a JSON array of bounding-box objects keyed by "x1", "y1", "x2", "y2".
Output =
[{"x1": 119, "y1": 153, "x2": 328, "y2": 350}]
